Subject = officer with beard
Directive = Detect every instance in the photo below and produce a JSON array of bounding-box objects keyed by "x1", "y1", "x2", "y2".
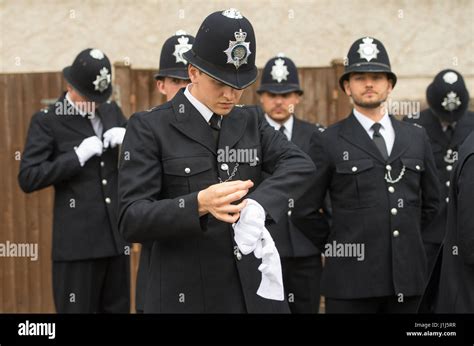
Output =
[
  {"x1": 404, "y1": 69, "x2": 474, "y2": 271},
  {"x1": 293, "y1": 37, "x2": 439, "y2": 313}
]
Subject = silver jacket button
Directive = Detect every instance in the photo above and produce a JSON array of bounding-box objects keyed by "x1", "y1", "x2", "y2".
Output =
[
  {"x1": 102, "y1": 179, "x2": 107, "y2": 185},
  {"x1": 386, "y1": 165, "x2": 392, "y2": 171},
  {"x1": 184, "y1": 167, "x2": 191, "y2": 174},
  {"x1": 393, "y1": 230, "x2": 400, "y2": 237},
  {"x1": 105, "y1": 197, "x2": 111, "y2": 204},
  {"x1": 233, "y1": 246, "x2": 242, "y2": 261},
  {"x1": 351, "y1": 166, "x2": 358, "y2": 172},
  {"x1": 221, "y1": 163, "x2": 229, "y2": 171},
  {"x1": 388, "y1": 186, "x2": 395, "y2": 193},
  {"x1": 391, "y1": 208, "x2": 397, "y2": 216}
]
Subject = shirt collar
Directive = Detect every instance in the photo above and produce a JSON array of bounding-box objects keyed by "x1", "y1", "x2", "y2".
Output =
[
  {"x1": 184, "y1": 84, "x2": 214, "y2": 123},
  {"x1": 353, "y1": 108, "x2": 390, "y2": 132},
  {"x1": 65, "y1": 92, "x2": 89, "y2": 118},
  {"x1": 442, "y1": 121, "x2": 457, "y2": 131},
  {"x1": 264, "y1": 114, "x2": 294, "y2": 138}
]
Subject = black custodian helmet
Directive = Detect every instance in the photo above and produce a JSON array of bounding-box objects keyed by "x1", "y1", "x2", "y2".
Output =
[
  {"x1": 339, "y1": 37, "x2": 397, "y2": 91},
  {"x1": 426, "y1": 69, "x2": 470, "y2": 123},
  {"x1": 63, "y1": 48, "x2": 112, "y2": 103},
  {"x1": 183, "y1": 8, "x2": 257, "y2": 90},
  {"x1": 257, "y1": 53, "x2": 303, "y2": 95},
  {"x1": 154, "y1": 30, "x2": 195, "y2": 80}
]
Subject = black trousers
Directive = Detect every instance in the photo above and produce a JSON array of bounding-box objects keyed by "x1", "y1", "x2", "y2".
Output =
[
  {"x1": 325, "y1": 295, "x2": 421, "y2": 313},
  {"x1": 53, "y1": 255, "x2": 130, "y2": 313},
  {"x1": 135, "y1": 243, "x2": 152, "y2": 314},
  {"x1": 281, "y1": 254, "x2": 322, "y2": 313}
]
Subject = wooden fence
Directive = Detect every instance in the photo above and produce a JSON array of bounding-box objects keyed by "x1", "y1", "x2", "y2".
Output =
[{"x1": 0, "y1": 61, "x2": 350, "y2": 312}]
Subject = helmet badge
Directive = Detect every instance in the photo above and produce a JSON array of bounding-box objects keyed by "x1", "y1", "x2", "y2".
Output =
[
  {"x1": 223, "y1": 29, "x2": 251, "y2": 69},
  {"x1": 92, "y1": 67, "x2": 111, "y2": 93},
  {"x1": 173, "y1": 36, "x2": 192, "y2": 65},
  {"x1": 271, "y1": 58, "x2": 289, "y2": 83},
  {"x1": 442, "y1": 91, "x2": 462, "y2": 111},
  {"x1": 358, "y1": 37, "x2": 380, "y2": 62}
]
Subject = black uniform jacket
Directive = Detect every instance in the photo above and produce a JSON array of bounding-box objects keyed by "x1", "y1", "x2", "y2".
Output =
[
  {"x1": 18, "y1": 94, "x2": 128, "y2": 261},
  {"x1": 420, "y1": 131, "x2": 474, "y2": 313},
  {"x1": 293, "y1": 112, "x2": 440, "y2": 299},
  {"x1": 404, "y1": 110, "x2": 474, "y2": 244},
  {"x1": 118, "y1": 90, "x2": 316, "y2": 313}
]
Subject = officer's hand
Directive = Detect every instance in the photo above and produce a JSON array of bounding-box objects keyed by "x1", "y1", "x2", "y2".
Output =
[
  {"x1": 103, "y1": 127, "x2": 126, "y2": 149},
  {"x1": 197, "y1": 180, "x2": 254, "y2": 223},
  {"x1": 75, "y1": 136, "x2": 103, "y2": 167}
]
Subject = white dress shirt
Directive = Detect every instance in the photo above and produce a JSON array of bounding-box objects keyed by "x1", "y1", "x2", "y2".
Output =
[
  {"x1": 353, "y1": 109, "x2": 395, "y2": 156},
  {"x1": 264, "y1": 114, "x2": 294, "y2": 141}
]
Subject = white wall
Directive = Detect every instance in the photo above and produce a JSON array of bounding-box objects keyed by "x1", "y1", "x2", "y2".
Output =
[{"x1": 1, "y1": 0, "x2": 473, "y2": 100}]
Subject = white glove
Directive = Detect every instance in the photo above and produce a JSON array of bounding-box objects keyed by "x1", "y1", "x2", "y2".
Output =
[
  {"x1": 254, "y1": 230, "x2": 279, "y2": 281},
  {"x1": 233, "y1": 199, "x2": 284, "y2": 301},
  {"x1": 233, "y1": 199, "x2": 265, "y2": 254},
  {"x1": 75, "y1": 136, "x2": 103, "y2": 166},
  {"x1": 103, "y1": 127, "x2": 126, "y2": 149}
]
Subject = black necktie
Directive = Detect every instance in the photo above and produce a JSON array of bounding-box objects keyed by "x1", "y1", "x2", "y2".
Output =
[
  {"x1": 279, "y1": 125, "x2": 285, "y2": 134},
  {"x1": 371, "y1": 123, "x2": 389, "y2": 160},
  {"x1": 209, "y1": 113, "x2": 222, "y2": 148},
  {"x1": 445, "y1": 124, "x2": 454, "y2": 143}
]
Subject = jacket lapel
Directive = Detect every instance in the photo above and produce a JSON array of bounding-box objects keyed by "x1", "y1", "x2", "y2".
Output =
[
  {"x1": 96, "y1": 103, "x2": 114, "y2": 136},
  {"x1": 387, "y1": 116, "x2": 410, "y2": 163},
  {"x1": 451, "y1": 114, "x2": 474, "y2": 149},
  {"x1": 290, "y1": 117, "x2": 305, "y2": 148},
  {"x1": 170, "y1": 91, "x2": 218, "y2": 155},
  {"x1": 54, "y1": 95, "x2": 95, "y2": 138},
  {"x1": 339, "y1": 112, "x2": 386, "y2": 163},
  {"x1": 218, "y1": 107, "x2": 247, "y2": 150}
]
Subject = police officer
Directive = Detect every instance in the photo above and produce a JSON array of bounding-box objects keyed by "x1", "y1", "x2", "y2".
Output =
[
  {"x1": 257, "y1": 54, "x2": 325, "y2": 313},
  {"x1": 293, "y1": 37, "x2": 440, "y2": 313},
  {"x1": 18, "y1": 49, "x2": 130, "y2": 313},
  {"x1": 154, "y1": 30, "x2": 195, "y2": 99},
  {"x1": 426, "y1": 132, "x2": 474, "y2": 313},
  {"x1": 118, "y1": 8, "x2": 315, "y2": 313},
  {"x1": 404, "y1": 69, "x2": 474, "y2": 271},
  {"x1": 135, "y1": 30, "x2": 195, "y2": 313}
]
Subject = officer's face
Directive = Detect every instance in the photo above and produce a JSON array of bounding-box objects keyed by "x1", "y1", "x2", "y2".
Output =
[
  {"x1": 259, "y1": 92, "x2": 300, "y2": 123},
  {"x1": 156, "y1": 77, "x2": 190, "y2": 102},
  {"x1": 188, "y1": 65, "x2": 244, "y2": 116},
  {"x1": 344, "y1": 73, "x2": 393, "y2": 109}
]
